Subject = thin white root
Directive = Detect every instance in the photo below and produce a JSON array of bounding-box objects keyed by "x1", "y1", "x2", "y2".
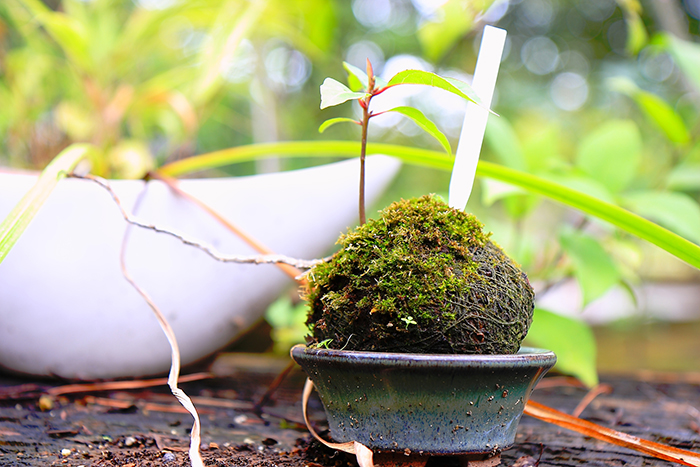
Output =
[
  {"x1": 69, "y1": 173, "x2": 328, "y2": 270},
  {"x1": 69, "y1": 172, "x2": 332, "y2": 467},
  {"x1": 120, "y1": 262, "x2": 205, "y2": 467}
]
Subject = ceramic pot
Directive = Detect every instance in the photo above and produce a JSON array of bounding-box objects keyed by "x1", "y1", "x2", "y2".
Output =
[
  {"x1": 291, "y1": 344, "x2": 555, "y2": 456},
  {"x1": 0, "y1": 156, "x2": 400, "y2": 379}
]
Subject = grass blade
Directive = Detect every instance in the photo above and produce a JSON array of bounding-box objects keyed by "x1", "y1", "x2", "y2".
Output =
[{"x1": 0, "y1": 144, "x2": 93, "y2": 264}]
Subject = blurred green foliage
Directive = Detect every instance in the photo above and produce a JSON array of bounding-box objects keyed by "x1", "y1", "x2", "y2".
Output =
[{"x1": 3, "y1": 0, "x2": 700, "y2": 382}]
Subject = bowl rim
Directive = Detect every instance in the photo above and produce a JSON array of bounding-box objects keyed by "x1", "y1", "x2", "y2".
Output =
[{"x1": 291, "y1": 343, "x2": 556, "y2": 369}]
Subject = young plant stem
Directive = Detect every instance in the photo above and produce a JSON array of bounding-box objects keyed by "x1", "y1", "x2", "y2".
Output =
[
  {"x1": 358, "y1": 59, "x2": 376, "y2": 226},
  {"x1": 359, "y1": 102, "x2": 370, "y2": 226}
]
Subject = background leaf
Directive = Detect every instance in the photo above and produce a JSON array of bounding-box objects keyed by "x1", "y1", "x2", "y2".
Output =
[
  {"x1": 559, "y1": 229, "x2": 621, "y2": 306},
  {"x1": 609, "y1": 77, "x2": 689, "y2": 145},
  {"x1": 484, "y1": 116, "x2": 526, "y2": 171},
  {"x1": 16, "y1": 0, "x2": 92, "y2": 71},
  {"x1": 660, "y1": 33, "x2": 700, "y2": 91},
  {"x1": 525, "y1": 308, "x2": 599, "y2": 387},
  {"x1": 667, "y1": 163, "x2": 700, "y2": 191},
  {"x1": 618, "y1": 0, "x2": 648, "y2": 55},
  {"x1": 634, "y1": 91, "x2": 690, "y2": 145},
  {"x1": 622, "y1": 190, "x2": 700, "y2": 244},
  {"x1": 416, "y1": 0, "x2": 487, "y2": 62},
  {"x1": 320, "y1": 78, "x2": 368, "y2": 109},
  {"x1": 576, "y1": 120, "x2": 642, "y2": 193},
  {"x1": 192, "y1": 0, "x2": 267, "y2": 106}
]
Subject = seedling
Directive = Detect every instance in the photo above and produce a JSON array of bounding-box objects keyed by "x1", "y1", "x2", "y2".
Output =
[{"x1": 319, "y1": 60, "x2": 486, "y2": 224}]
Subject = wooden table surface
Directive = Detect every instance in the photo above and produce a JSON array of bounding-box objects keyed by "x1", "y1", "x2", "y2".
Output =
[{"x1": 0, "y1": 353, "x2": 699, "y2": 466}]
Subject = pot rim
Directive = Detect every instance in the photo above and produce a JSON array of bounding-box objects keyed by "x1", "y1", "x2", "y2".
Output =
[{"x1": 291, "y1": 343, "x2": 556, "y2": 369}]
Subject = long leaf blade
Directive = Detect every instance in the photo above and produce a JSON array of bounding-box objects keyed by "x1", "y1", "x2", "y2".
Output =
[
  {"x1": 384, "y1": 106, "x2": 452, "y2": 154},
  {"x1": 0, "y1": 144, "x2": 93, "y2": 264},
  {"x1": 157, "y1": 141, "x2": 700, "y2": 270},
  {"x1": 622, "y1": 190, "x2": 700, "y2": 244}
]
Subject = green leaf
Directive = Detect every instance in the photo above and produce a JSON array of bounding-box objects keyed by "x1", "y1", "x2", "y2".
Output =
[
  {"x1": 659, "y1": 33, "x2": 700, "y2": 91},
  {"x1": 156, "y1": 141, "x2": 700, "y2": 271},
  {"x1": 387, "y1": 70, "x2": 486, "y2": 108},
  {"x1": 384, "y1": 106, "x2": 452, "y2": 154},
  {"x1": 481, "y1": 180, "x2": 539, "y2": 220},
  {"x1": 519, "y1": 117, "x2": 561, "y2": 173},
  {"x1": 559, "y1": 229, "x2": 620, "y2": 306},
  {"x1": 318, "y1": 117, "x2": 359, "y2": 133},
  {"x1": 17, "y1": 0, "x2": 92, "y2": 71},
  {"x1": 320, "y1": 78, "x2": 368, "y2": 109},
  {"x1": 667, "y1": 163, "x2": 700, "y2": 191},
  {"x1": 609, "y1": 77, "x2": 690, "y2": 145},
  {"x1": 0, "y1": 144, "x2": 94, "y2": 264},
  {"x1": 525, "y1": 308, "x2": 598, "y2": 387},
  {"x1": 622, "y1": 190, "x2": 700, "y2": 244},
  {"x1": 484, "y1": 115, "x2": 526, "y2": 171},
  {"x1": 192, "y1": 0, "x2": 266, "y2": 106},
  {"x1": 576, "y1": 120, "x2": 642, "y2": 193},
  {"x1": 416, "y1": 0, "x2": 490, "y2": 62},
  {"x1": 635, "y1": 91, "x2": 690, "y2": 145},
  {"x1": 343, "y1": 62, "x2": 388, "y2": 91},
  {"x1": 266, "y1": 297, "x2": 309, "y2": 354},
  {"x1": 343, "y1": 61, "x2": 368, "y2": 91},
  {"x1": 623, "y1": 6, "x2": 648, "y2": 55},
  {"x1": 343, "y1": 61, "x2": 389, "y2": 92},
  {"x1": 481, "y1": 179, "x2": 525, "y2": 206}
]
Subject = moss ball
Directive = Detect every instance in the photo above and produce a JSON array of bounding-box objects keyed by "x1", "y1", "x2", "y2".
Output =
[{"x1": 304, "y1": 195, "x2": 534, "y2": 355}]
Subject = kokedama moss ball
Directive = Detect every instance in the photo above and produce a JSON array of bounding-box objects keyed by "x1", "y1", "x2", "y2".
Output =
[{"x1": 304, "y1": 195, "x2": 535, "y2": 355}]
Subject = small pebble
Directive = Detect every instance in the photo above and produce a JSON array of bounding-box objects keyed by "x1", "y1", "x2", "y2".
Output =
[
  {"x1": 60, "y1": 449, "x2": 71, "y2": 457},
  {"x1": 124, "y1": 436, "x2": 137, "y2": 447},
  {"x1": 162, "y1": 451, "x2": 177, "y2": 463},
  {"x1": 39, "y1": 395, "x2": 54, "y2": 411}
]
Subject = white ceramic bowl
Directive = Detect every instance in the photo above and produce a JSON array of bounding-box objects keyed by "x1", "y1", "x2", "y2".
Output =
[{"x1": 0, "y1": 156, "x2": 400, "y2": 379}]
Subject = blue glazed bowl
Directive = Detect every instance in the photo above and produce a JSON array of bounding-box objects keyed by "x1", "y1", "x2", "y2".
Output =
[{"x1": 291, "y1": 344, "x2": 556, "y2": 456}]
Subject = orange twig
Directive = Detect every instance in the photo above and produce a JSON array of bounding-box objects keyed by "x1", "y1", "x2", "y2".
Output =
[
  {"x1": 47, "y1": 372, "x2": 212, "y2": 397},
  {"x1": 534, "y1": 376, "x2": 587, "y2": 389},
  {"x1": 524, "y1": 400, "x2": 700, "y2": 467},
  {"x1": 572, "y1": 383, "x2": 613, "y2": 417},
  {"x1": 84, "y1": 395, "x2": 215, "y2": 415}
]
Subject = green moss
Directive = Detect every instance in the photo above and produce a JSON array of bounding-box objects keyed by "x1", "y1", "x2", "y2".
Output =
[{"x1": 305, "y1": 195, "x2": 535, "y2": 355}]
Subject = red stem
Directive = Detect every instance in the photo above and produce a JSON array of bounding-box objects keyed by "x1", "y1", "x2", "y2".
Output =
[{"x1": 359, "y1": 101, "x2": 369, "y2": 226}]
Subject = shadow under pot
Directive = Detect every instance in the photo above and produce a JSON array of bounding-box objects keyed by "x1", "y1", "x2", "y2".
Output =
[{"x1": 291, "y1": 344, "x2": 556, "y2": 459}]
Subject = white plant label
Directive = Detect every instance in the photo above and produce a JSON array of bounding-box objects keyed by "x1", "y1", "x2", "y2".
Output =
[{"x1": 448, "y1": 25, "x2": 507, "y2": 211}]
